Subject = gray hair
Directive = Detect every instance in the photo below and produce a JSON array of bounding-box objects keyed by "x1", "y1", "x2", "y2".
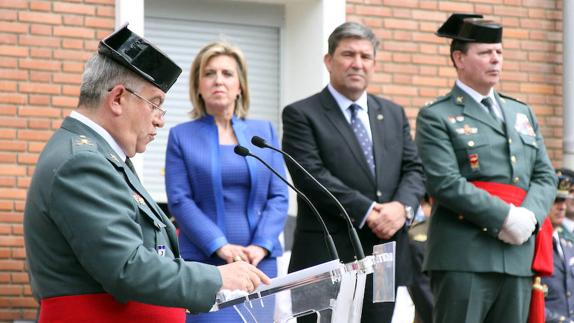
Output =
[
  {"x1": 328, "y1": 22, "x2": 380, "y2": 56},
  {"x1": 78, "y1": 54, "x2": 147, "y2": 109}
]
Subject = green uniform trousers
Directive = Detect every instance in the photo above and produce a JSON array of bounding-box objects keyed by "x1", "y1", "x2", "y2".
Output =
[{"x1": 430, "y1": 271, "x2": 531, "y2": 323}]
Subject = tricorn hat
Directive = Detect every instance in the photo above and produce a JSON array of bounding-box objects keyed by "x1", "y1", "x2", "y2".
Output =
[
  {"x1": 98, "y1": 24, "x2": 182, "y2": 93},
  {"x1": 436, "y1": 13, "x2": 503, "y2": 43},
  {"x1": 556, "y1": 169, "x2": 574, "y2": 199}
]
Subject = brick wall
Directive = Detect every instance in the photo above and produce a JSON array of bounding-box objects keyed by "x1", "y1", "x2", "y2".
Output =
[
  {"x1": 0, "y1": 0, "x2": 114, "y2": 321},
  {"x1": 347, "y1": 0, "x2": 564, "y2": 163},
  {"x1": 0, "y1": 0, "x2": 564, "y2": 321}
]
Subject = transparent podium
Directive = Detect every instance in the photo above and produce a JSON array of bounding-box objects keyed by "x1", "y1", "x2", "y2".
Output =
[{"x1": 211, "y1": 242, "x2": 396, "y2": 323}]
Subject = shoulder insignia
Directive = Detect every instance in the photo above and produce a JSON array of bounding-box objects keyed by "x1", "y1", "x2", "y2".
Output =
[
  {"x1": 498, "y1": 92, "x2": 527, "y2": 105},
  {"x1": 413, "y1": 233, "x2": 427, "y2": 242},
  {"x1": 71, "y1": 135, "x2": 97, "y2": 153}
]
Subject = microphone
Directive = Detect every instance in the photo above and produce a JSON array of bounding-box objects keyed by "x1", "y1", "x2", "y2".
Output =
[
  {"x1": 251, "y1": 136, "x2": 365, "y2": 260},
  {"x1": 233, "y1": 145, "x2": 339, "y2": 261}
]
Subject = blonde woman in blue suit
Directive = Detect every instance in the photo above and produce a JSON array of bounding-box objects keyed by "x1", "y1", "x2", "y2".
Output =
[{"x1": 165, "y1": 42, "x2": 289, "y2": 323}]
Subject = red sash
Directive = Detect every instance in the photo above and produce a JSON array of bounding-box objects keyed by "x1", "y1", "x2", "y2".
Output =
[
  {"x1": 39, "y1": 293, "x2": 186, "y2": 323},
  {"x1": 471, "y1": 181, "x2": 553, "y2": 276}
]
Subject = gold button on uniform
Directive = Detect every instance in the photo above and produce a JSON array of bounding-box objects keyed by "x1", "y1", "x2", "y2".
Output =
[
  {"x1": 458, "y1": 215, "x2": 464, "y2": 220},
  {"x1": 513, "y1": 177, "x2": 520, "y2": 183},
  {"x1": 468, "y1": 141, "x2": 475, "y2": 147},
  {"x1": 511, "y1": 156, "x2": 517, "y2": 163},
  {"x1": 482, "y1": 228, "x2": 487, "y2": 232},
  {"x1": 508, "y1": 139, "x2": 512, "y2": 144}
]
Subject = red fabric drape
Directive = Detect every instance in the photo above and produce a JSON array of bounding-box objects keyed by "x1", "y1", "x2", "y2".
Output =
[
  {"x1": 470, "y1": 181, "x2": 553, "y2": 323},
  {"x1": 39, "y1": 293, "x2": 186, "y2": 323}
]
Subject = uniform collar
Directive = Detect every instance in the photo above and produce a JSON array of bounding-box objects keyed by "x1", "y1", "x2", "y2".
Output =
[
  {"x1": 70, "y1": 111, "x2": 126, "y2": 162},
  {"x1": 327, "y1": 83, "x2": 368, "y2": 113}
]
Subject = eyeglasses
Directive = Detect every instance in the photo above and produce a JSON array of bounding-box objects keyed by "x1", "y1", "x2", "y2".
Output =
[{"x1": 124, "y1": 87, "x2": 167, "y2": 117}]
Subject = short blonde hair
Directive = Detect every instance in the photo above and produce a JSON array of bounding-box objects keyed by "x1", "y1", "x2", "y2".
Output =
[{"x1": 189, "y1": 41, "x2": 250, "y2": 119}]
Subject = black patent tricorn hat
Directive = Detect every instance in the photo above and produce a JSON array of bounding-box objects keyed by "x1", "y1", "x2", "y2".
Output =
[
  {"x1": 436, "y1": 13, "x2": 503, "y2": 43},
  {"x1": 98, "y1": 24, "x2": 182, "y2": 92}
]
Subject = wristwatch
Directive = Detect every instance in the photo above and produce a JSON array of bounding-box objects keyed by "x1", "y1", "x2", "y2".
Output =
[{"x1": 404, "y1": 206, "x2": 414, "y2": 221}]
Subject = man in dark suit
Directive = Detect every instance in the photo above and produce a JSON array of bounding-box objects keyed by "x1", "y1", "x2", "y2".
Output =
[
  {"x1": 23, "y1": 25, "x2": 268, "y2": 323},
  {"x1": 282, "y1": 21, "x2": 425, "y2": 322}
]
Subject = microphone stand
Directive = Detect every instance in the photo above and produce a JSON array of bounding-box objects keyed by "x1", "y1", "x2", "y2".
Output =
[
  {"x1": 233, "y1": 145, "x2": 339, "y2": 261},
  {"x1": 251, "y1": 136, "x2": 365, "y2": 260}
]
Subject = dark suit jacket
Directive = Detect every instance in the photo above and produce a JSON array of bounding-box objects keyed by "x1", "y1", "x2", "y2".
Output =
[{"x1": 282, "y1": 87, "x2": 425, "y2": 286}]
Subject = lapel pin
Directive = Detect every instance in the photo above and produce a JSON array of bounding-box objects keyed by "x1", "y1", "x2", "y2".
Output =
[
  {"x1": 109, "y1": 154, "x2": 119, "y2": 163},
  {"x1": 456, "y1": 96, "x2": 464, "y2": 104}
]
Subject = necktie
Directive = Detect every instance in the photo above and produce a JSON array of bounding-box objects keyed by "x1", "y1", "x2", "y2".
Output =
[
  {"x1": 349, "y1": 104, "x2": 375, "y2": 176},
  {"x1": 481, "y1": 97, "x2": 498, "y2": 120}
]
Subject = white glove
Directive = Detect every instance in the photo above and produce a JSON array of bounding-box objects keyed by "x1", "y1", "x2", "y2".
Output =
[{"x1": 497, "y1": 204, "x2": 536, "y2": 245}]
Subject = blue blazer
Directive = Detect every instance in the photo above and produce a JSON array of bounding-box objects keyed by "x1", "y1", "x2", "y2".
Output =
[{"x1": 165, "y1": 115, "x2": 289, "y2": 261}]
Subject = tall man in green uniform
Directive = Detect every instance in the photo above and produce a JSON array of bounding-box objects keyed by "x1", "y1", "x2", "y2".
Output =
[
  {"x1": 24, "y1": 25, "x2": 269, "y2": 323},
  {"x1": 415, "y1": 14, "x2": 556, "y2": 323}
]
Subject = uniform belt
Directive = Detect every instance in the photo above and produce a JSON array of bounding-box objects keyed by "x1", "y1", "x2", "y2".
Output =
[
  {"x1": 39, "y1": 293, "x2": 185, "y2": 323},
  {"x1": 470, "y1": 180, "x2": 553, "y2": 276}
]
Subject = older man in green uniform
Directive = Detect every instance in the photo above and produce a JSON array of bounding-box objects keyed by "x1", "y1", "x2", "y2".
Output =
[
  {"x1": 24, "y1": 25, "x2": 269, "y2": 323},
  {"x1": 415, "y1": 14, "x2": 556, "y2": 323}
]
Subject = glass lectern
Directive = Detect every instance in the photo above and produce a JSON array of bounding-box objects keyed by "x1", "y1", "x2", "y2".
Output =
[{"x1": 211, "y1": 241, "x2": 396, "y2": 323}]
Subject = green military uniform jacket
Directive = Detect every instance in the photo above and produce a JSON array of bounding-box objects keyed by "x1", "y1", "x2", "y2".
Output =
[
  {"x1": 415, "y1": 84, "x2": 556, "y2": 276},
  {"x1": 24, "y1": 117, "x2": 222, "y2": 312}
]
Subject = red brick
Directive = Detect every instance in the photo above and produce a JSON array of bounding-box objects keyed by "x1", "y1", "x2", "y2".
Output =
[
  {"x1": 18, "y1": 129, "x2": 53, "y2": 141},
  {"x1": 19, "y1": 35, "x2": 60, "y2": 48},
  {"x1": 0, "y1": 285, "x2": 22, "y2": 296},
  {"x1": 53, "y1": 2, "x2": 96, "y2": 15},
  {"x1": 27, "y1": 119, "x2": 51, "y2": 129},
  {"x1": 19, "y1": 11, "x2": 61, "y2": 25},
  {"x1": 18, "y1": 107, "x2": 61, "y2": 118},
  {"x1": 0, "y1": 9, "x2": 17, "y2": 21},
  {"x1": 29, "y1": 47, "x2": 51, "y2": 59},
  {"x1": 17, "y1": 153, "x2": 38, "y2": 165},
  {"x1": 52, "y1": 96, "x2": 78, "y2": 108},
  {"x1": 0, "y1": 201, "x2": 12, "y2": 211},
  {"x1": 0, "y1": 21, "x2": 28, "y2": 33},
  {"x1": 85, "y1": 16, "x2": 114, "y2": 29},
  {"x1": 0, "y1": 45, "x2": 27, "y2": 57},
  {"x1": 30, "y1": 1, "x2": 52, "y2": 11},
  {"x1": 0, "y1": 128, "x2": 16, "y2": 139},
  {"x1": 0, "y1": 153, "x2": 17, "y2": 163},
  {"x1": 0, "y1": 296, "x2": 38, "y2": 308},
  {"x1": 63, "y1": 14, "x2": 84, "y2": 26},
  {"x1": 53, "y1": 49, "x2": 92, "y2": 61},
  {"x1": 0, "y1": 94, "x2": 26, "y2": 105},
  {"x1": 19, "y1": 82, "x2": 60, "y2": 95},
  {"x1": 62, "y1": 38, "x2": 83, "y2": 49},
  {"x1": 11, "y1": 273, "x2": 29, "y2": 284},
  {"x1": 0, "y1": 33, "x2": 17, "y2": 45},
  {"x1": 96, "y1": 6, "x2": 114, "y2": 17},
  {"x1": 438, "y1": 1, "x2": 474, "y2": 12},
  {"x1": 63, "y1": 61, "x2": 85, "y2": 73},
  {"x1": 12, "y1": 247, "x2": 25, "y2": 258},
  {"x1": 53, "y1": 26, "x2": 94, "y2": 39},
  {"x1": 86, "y1": 0, "x2": 115, "y2": 4},
  {"x1": 0, "y1": 81, "x2": 17, "y2": 92},
  {"x1": 19, "y1": 58, "x2": 61, "y2": 71},
  {"x1": 28, "y1": 142, "x2": 46, "y2": 153},
  {"x1": 30, "y1": 23, "x2": 52, "y2": 36},
  {"x1": 30, "y1": 71, "x2": 51, "y2": 82},
  {"x1": 0, "y1": 0, "x2": 28, "y2": 9}
]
